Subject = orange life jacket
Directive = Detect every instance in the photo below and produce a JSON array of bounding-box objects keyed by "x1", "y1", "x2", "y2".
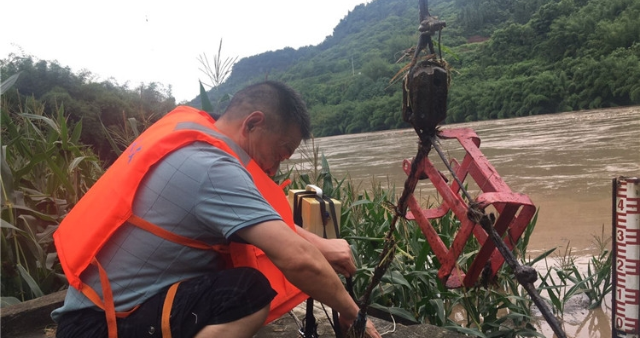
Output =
[{"x1": 53, "y1": 106, "x2": 307, "y2": 337}]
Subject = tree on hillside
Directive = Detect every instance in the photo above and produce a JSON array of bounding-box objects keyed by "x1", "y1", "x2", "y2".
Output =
[
  {"x1": 193, "y1": 0, "x2": 640, "y2": 137},
  {"x1": 1, "y1": 54, "x2": 176, "y2": 163}
]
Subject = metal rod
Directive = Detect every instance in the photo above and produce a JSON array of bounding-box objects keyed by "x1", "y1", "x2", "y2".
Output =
[
  {"x1": 419, "y1": 0, "x2": 430, "y2": 22},
  {"x1": 477, "y1": 214, "x2": 567, "y2": 338},
  {"x1": 348, "y1": 143, "x2": 431, "y2": 338},
  {"x1": 427, "y1": 133, "x2": 568, "y2": 337},
  {"x1": 429, "y1": 135, "x2": 474, "y2": 203},
  {"x1": 430, "y1": 136, "x2": 567, "y2": 337},
  {"x1": 359, "y1": 143, "x2": 430, "y2": 309},
  {"x1": 429, "y1": 131, "x2": 567, "y2": 337}
]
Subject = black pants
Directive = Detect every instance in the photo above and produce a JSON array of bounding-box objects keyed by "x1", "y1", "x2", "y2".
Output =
[{"x1": 56, "y1": 267, "x2": 277, "y2": 338}]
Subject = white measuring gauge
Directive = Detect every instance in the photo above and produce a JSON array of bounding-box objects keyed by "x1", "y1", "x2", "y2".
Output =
[{"x1": 614, "y1": 177, "x2": 640, "y2": 338}]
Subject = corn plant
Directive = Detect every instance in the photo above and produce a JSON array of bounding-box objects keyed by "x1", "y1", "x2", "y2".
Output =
[
  {"x1": 285, "y1": 138, "x2": 345, "y2": 199},
  {"x1": 1, "y1": 89, "x2": 102, "y2": 305},
  {"x1": 340, "y1": 180, "x2": 548, "y2": 337},
  {"x1": 197, "y1": 39, "x2": 237, "y2": 116},
  {"x1": 198, "y1": 39, "x2": 238, "y2": 90},
  {"x1": 286, "y1": 150, "x2": 570, "y2": 337},
  {"x1": 100, "y1": 108, "x2": 157, "y2": 157}
]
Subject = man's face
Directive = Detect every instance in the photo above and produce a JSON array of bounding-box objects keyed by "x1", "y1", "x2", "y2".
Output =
[{"x1": 247, "y1": 121, "x2": 302, "y2": 176}]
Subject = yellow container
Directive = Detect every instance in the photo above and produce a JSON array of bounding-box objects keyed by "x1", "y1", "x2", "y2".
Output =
[{"x1": 288, "y1": 189, "x2": 341, "y2": 239}]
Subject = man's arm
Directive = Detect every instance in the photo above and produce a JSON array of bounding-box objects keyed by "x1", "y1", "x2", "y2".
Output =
[
  {"x1": 235, "y1": 220, "x2": 380, "y2": 337},
  {"x1": 296, "y1": 227, "x2": 356, "y2": 277}
]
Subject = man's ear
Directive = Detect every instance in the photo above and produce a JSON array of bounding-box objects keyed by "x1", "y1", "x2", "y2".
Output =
[{"x1": 242, "y1": 111, "x2": 266, "y2": 135}]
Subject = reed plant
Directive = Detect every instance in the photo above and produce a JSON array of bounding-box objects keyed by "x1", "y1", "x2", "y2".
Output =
[{"x1": 536, "y1": 225, "x2": 612, "y2": 316}]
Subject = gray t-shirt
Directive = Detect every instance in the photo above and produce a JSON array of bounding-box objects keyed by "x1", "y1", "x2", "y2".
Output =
[{"x1": 52, "y1": 141, "x2": 282, "y2": 321}]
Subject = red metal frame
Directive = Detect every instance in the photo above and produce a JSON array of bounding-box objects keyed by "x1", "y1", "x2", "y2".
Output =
[{"x1": 404, "y1": 127, "x2": 536, "y2": 288}]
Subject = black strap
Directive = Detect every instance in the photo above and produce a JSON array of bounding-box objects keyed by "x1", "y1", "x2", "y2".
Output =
[
  {"x1": 302, "y1": 298, "x2": 318, "y2": 338},
  {"x1": 294, "y1": 190, "x2": 340, "y2": 239},
  {"x1": 294, "y1": 190, "x2": 320, "y2": 338},
  {"x1": 323, "y1": 196, "x2": 340, "y2": 240},
  {"x1": 317, "y1": 196, "x2": 328, "y2": 238},
  {"x1": 294, "y1": 190, "x2": 345, "y2": 338},
  {"x1": 319, "y1": 195, "x2": 345, "y2": 338},
  {"x1": 293, "y1": 190, "x2": 317, "y2": 228}
]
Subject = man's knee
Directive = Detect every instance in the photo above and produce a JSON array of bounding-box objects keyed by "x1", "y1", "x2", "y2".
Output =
[
  {"x1": 227, "y1": 267, "x2": 273, "y2": 293},
  {"x1": 192, "y1": 302, "x2": 270, "y2": 338},
  {"x1": 169, "y1": 267, "x2": 276, "y2": 334}
]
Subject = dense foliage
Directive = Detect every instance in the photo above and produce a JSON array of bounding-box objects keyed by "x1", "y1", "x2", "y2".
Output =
[
  {"x1": 1, "y1": 55, "x2": 177, "y2": 164},
  {"x1": 1, "y1": 92, "x2": 613, "y2": 336},
  {"x1": 197, "y1": 0, "x2": 640, "y2": 136},
  {"x1": 1, "y1": 79, "x2": 104, "y2": 304},
  {"x1": 1, "y1": 53, "x2": 614, "y2": 336},
  {"x1": 284, "y1": 152, "x2": 611, "y2": 337}
]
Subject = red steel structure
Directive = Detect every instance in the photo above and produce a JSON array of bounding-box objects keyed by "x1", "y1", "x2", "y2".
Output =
[{"x1": 403, "y1": 127, "x2": 537, "y2": 289}]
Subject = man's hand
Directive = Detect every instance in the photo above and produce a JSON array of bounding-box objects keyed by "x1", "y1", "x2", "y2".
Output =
[
  {"x1": 296, "y1": 227, "x2": 356, "y2": 277},
  {"x1": 241, "y1": 222, "x2": 379, "y2": 336},
  {"x1": 317, "y1": 238, "x2": 356, "y2": 277},
  {"x1": 365, "y1": 319, "x2": 382, "y2": 338},
  {"x1": 339, "y1": 315, "x2": 382, "y2": 338}
]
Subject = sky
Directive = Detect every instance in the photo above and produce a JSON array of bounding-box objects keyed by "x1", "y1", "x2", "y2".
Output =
[{"x1": 1, "y1": 0, "x2": 371, "y2": 103}]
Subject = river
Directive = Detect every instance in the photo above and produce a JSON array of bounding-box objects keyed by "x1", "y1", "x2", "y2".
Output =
[{"x1": 287, "y1": 106, "x2": 640, "y2": 337}]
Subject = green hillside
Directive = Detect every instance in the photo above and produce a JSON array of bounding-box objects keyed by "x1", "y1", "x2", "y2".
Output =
[
  {"x1": 3, "y1": 0, "x2": 638, "y2": 147},
  {"x1": 196, "y1": 0, "x2": 640, "y2": 137},
  {"x1": 0, "y1": 57, "x2": 176, "y2": 164}
]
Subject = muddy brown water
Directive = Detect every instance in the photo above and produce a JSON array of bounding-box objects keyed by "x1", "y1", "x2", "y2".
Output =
[{"x1": 286, "y1": 106, "x2": 640, "y2": 337}]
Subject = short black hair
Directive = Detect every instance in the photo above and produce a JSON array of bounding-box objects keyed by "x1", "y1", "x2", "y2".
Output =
[{"x1": 222, "y1": 81, "x2": 311, "y2": 139}]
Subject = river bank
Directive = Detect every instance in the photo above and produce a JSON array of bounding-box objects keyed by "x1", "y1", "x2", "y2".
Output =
[{"x1": 1, "y1": 290, "x2": 467, "y2": 338}]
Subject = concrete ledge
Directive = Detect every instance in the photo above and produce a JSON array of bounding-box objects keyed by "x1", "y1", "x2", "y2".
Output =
[
  {"x1": 256, "y1": 301, "x2": 467, "y2": 338},
  {"x1": 257, "y1": 314, "x2": 467, "y2": 337},
  {"x1": 2, "y1": 291, "x2": 467, "y2": 338},
  {"x1": 1, "y1": 290, "x2": 66, "y2": 337}
]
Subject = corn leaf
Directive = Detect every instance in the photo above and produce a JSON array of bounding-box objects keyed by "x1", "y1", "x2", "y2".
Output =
[
  {"x1": 0, "y1": 72, "x2": 20, "y2": 95},
  {"x1": 200, "y1": 81, "x2": 214, "y2": 113},
  {"x1": 17, "y1": 264, "x2": 44, "y2": 298}
]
